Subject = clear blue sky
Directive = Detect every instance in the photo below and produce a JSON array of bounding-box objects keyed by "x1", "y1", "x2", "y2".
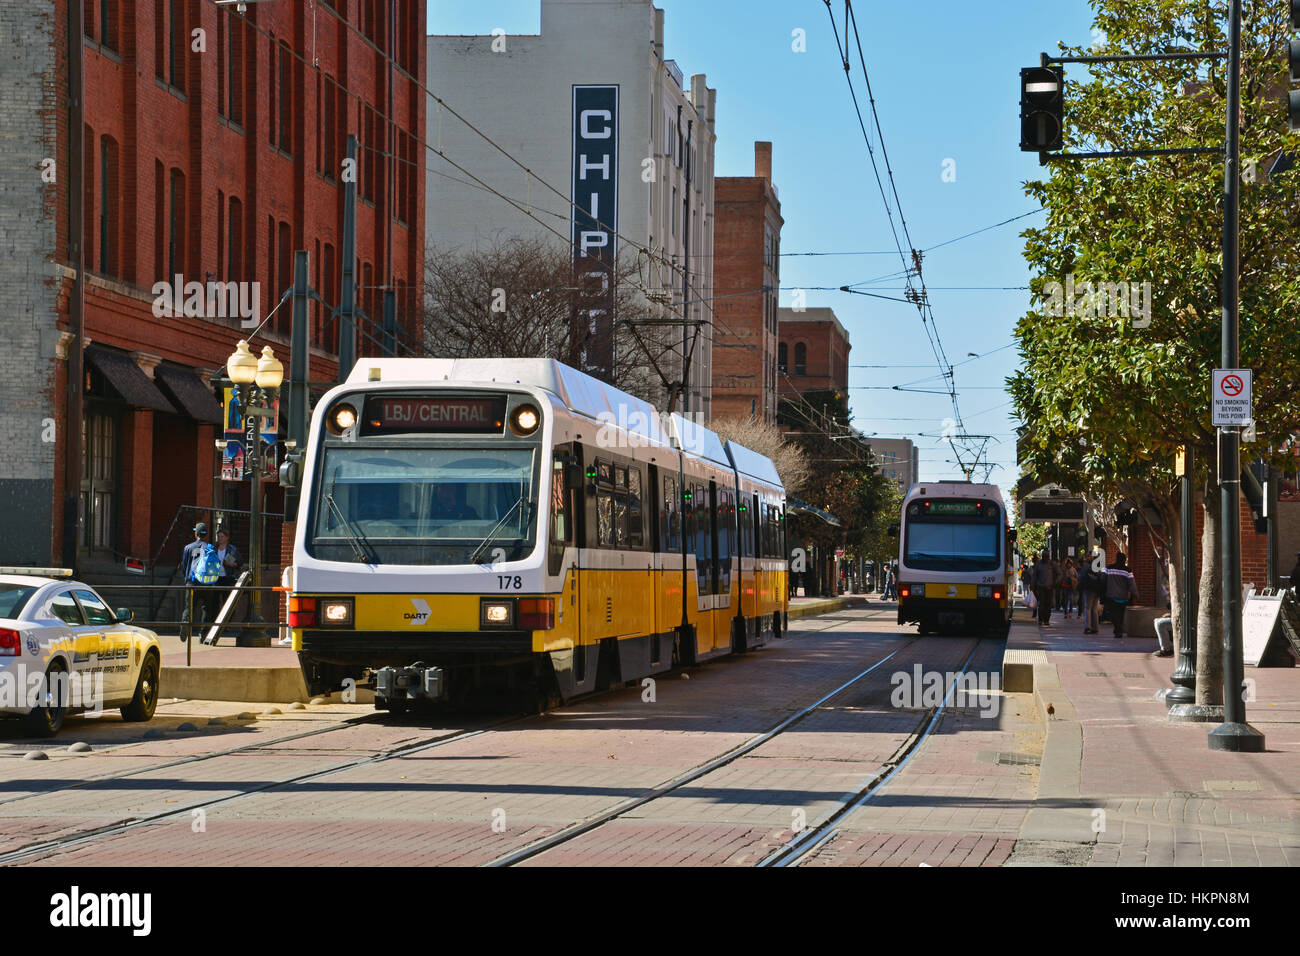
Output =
[{"x1": 427, "y1": 0, "x2": 1099, "y2": 486}]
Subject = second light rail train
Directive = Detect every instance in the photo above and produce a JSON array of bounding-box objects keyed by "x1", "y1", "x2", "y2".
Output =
[{"x1": 893, "y1": 481, "x2": 1014, "y2": 637}]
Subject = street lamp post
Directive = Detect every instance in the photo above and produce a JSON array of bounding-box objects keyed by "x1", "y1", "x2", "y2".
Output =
[{"x1": 226, "y1": 340, "x2": 283, "y2": 643}]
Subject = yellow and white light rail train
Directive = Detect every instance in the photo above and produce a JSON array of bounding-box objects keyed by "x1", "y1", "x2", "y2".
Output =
[
  {"x1": 893, "y1": 481, "x2": 1014, "y2": 637},
  {"x1": 284, "y1": 359, "x2": 788, "y2": 709}
]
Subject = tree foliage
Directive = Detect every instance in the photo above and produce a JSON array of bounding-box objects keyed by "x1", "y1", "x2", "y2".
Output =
[
  {"x1": 423, "y1": 236, "x2": 675, "y2": 406},
  {"x1": 1011, "y1": 0, "x2": 1300, "y2": 702}
]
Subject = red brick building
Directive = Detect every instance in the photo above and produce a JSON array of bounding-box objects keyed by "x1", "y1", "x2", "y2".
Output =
[
  {"x1": 777, "y1": 306, "x2": 850, "y2": 398},
  {"x1": 711, "y1": 141, "x2": 782, "y2": 422},
  {"x1": 6, "y1": 1, "x2": 425, "y2": 582}
]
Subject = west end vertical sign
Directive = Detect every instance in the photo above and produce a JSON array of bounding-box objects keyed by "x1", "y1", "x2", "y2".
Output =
[{"x1": 571, "y1": 85, "x2": 619, "y2": 381}]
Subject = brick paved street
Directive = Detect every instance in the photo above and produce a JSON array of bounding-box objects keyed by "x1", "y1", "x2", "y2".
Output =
[{"x1": 0, "y1": 604, "x2": 1295, "y2": 868}]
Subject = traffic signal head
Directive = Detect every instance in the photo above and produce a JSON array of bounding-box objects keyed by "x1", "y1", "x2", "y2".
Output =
[{"x1": 1020, "y1": 65, "x2": 1064, "y2": 152}]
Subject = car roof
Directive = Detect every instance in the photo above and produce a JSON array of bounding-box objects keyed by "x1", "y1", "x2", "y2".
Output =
[{"x1": 0, "y1": 575, "x2": 66, "y2": 588}]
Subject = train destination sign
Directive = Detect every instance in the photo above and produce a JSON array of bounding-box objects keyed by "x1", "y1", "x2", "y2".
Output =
[{"x1": 361, "y1": 396, "x2": 506, "y2": 435}]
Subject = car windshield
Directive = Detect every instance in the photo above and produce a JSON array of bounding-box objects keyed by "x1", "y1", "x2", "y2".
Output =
[
  {"x1": 309, "y1": 446, "x2": 538, "y2": 565},
  {"x1": 905, "y1": 521, "x2": 1001, "y2": 572},
  {"x1": 0, "y1": 584, "x2": 38, "y2": 620}
]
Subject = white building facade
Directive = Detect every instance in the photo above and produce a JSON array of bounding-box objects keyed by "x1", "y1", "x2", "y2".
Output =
[{"x1": 427, "y1": 0, "x2": 716, "y2": 415}]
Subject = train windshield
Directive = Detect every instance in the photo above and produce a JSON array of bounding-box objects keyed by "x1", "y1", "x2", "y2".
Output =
[
  {"x1": 308, "y1": 447, "x2": 537, "y2": 565},
  {"x1": 903, "y1": 499, "x2": 1001, "y2": 572}
]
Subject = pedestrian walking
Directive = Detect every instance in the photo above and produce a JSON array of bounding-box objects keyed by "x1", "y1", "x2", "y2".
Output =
[
  {"x1": 1103, "y1": 552, "x2": 1140, "y2": 638},
  {"x1": 1080, "y1": 555, "x2": 1105, "y2": 634},
  {"x1": 179, "y1": 522, "x2": 221, "y2": 641},
  {"x1": 1061, "y1": 558, "x2": 1078, "y2": 619},
  {"x1": 1030, "y1": 551, "x2": 1056, "y2": 627}
]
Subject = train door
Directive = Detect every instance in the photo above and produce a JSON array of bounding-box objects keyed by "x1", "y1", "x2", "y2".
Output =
[
  {"x1": 550, "y1": 450, "x2": 580, "y2": 653},
  {"x1": 715, "y1": 483, "x2": 732, "y2": 612},
  {"x1": 693, "y1": 479, "x2": 716, "y2": 653}
]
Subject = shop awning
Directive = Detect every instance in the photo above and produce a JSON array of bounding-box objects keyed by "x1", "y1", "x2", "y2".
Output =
[
  {"x1": 154, "y1": 364, "x2": 223, "y2": 424},
  {"x1": 84, "y1": 346, "x2": 177, "y2": 414}
]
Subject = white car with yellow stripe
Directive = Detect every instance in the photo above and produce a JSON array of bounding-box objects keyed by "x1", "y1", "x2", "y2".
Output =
[{"x1": 0, "y1": 572, "x2": 160, "y2": 737}]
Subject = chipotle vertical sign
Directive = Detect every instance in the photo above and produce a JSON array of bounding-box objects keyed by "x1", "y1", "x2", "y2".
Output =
[{"x1": 571, "y1": 84, "x2": 618, "y2": 382}]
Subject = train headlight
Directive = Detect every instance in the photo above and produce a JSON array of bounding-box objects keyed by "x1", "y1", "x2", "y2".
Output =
[
  {"x1": 480, "y1": 599, "x2": 515, "y2": 629},
  {"x1": 978, "y1": 586, "x2": 993, "y2": 599},
  {"x1": 327, "y1": 403, "x2": 359, "y2": 435},
  {"x1": 319, "y1": 598, "x2": 354, "y2": 627},
  {"x1": 510, "y1": 404, "x2": 540, "y2": 436}
]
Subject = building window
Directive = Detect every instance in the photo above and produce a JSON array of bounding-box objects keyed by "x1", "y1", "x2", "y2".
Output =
[
  {"x1": 794, "y1": 342, "x2": 807, "y2": 376},
  {"x1": 154, "y1": 161, "x2": 165, "y2": 282},
  {"x1": 227, "y1": 197, "x2": 243, "y2": 282},
  {"x1": 99, "y1": 0, "x2": 117, "y2": 50},
  {"x1": 168, "y1": 168, "x2": 186, "y2": 278},
  {"x1": 276, "y1": 41, "x2": 293, "y2": 153},
  {"x1": 83, "y1": 124, "x2": 95, "y2": 271},
  {"x1": 277, "y1": 221, "x2": 292, "y2": 332},
  {"x1": 778, "y1": 342, "x2": 787, "y2": 373},
  {"x1": 168, "y1": 0, "x2": 185, "y2": 90}
]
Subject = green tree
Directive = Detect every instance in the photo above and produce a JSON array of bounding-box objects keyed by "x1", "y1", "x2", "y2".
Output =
[{"x1": 1011, "y1": 0, "x2": 1300, "y2": 706}]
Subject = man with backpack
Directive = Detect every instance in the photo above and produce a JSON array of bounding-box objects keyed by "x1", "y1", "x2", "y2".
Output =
[
  {"x1": 180, "y1": 522, "x2": 221, "y2": 641},
  {"x1": 1103, "y1": 551, "x2": 1140, "y2": 638}
]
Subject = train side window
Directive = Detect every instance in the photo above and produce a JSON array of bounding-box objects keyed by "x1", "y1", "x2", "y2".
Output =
[
  {"x1": 751, "y1": 493, "x2": 760, "y2": 558},
  {"x1": 597, "y1": 489, "x2": 614, "y2": 548},
  {"x1": 695, "y1": 483, "x2": 712, "y2": 595},
  {"x1": 627, "y1": 467, "x2": 643, "y2": 548},
  {"x1": 549, "y1": 454, "x2": 572, "y2": 575},
  {"x1": 662, "y1": 474, "x2": 678, "y2": 553}
]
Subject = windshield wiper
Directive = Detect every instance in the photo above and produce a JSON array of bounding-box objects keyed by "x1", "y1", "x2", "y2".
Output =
[
  {"x1": 469, "y1": 495, "x2": 528, "y2": 565},
  {"x1": 325, "y1": 494, "x2": 374, "y2": 564}
]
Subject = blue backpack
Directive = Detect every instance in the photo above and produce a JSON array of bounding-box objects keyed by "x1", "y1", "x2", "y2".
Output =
[{"x1": 191, "y1": 543, "x2": 221, "y2": 585}]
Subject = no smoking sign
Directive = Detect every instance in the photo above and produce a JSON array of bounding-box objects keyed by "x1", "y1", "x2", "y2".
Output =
[{"x1": 1212, "y1": 368, "x2": 1252, "y2": 427}]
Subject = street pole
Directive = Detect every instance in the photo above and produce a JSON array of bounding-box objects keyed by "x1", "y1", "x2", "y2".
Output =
[
  {"x1": 1167, "y1": 446, "x2": 1196, "y2": 710},
  {"x1": 681, "y1": 117, "x2": 693, "y2": 415},
  {"x1": 1265, "y1": 461, "x2": 1279, "y2": 590},
  {"x1": 244, "y1": 386, "x2": 264, "y2": 633},
  {"x1": 1209, "y1": 0, "x2": 1264, "y2": 752}
]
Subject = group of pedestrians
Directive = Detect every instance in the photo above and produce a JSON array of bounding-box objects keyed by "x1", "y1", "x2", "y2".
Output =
[
  {"x1": 179, "y1": 521, "x2": 243, "y2": 641},
  {"x1": 1026, "y1": 550, "x2": 1139, "y2": 640}
]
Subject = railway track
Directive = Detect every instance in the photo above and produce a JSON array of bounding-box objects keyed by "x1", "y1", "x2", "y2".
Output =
[
  {"x1": 758, "y1": 638, "x2": 985, "y2": 867},
  {"x1": 486, "y1": 629, "x2": 940, "y2": 867},
  {"x1": 0, "y1": 606, "x2": 907, "y2": 866}
]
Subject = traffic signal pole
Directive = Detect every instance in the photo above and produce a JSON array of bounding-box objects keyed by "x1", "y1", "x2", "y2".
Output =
[{"x1": 1209, "y1": 0, "x2": 1264, "y2": 752}]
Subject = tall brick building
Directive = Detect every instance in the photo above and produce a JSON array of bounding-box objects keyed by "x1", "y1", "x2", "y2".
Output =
[
  {"x1": 711, "y1": 141, "x2": 782, "y2": 422},
  {"x1": 0, "y1": 1, "x2": 425, "y2": 576}
]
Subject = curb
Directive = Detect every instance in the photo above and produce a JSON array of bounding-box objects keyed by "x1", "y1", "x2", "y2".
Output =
[
  {"x1": 786, "y1": 596, "x2": 872, "y2": 620},
  {"x1": 161, "y1": 664, "x2": 308, "y2": 704},
  {"x1": 1011, "y1": 620, "x2": 1096, "y2": 846}
]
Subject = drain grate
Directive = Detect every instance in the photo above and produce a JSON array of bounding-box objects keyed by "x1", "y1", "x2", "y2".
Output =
[
  {"x1": 1122, "y1": 672, "x2": 1146, "y2": 679},
  {"x1": 996, "y1": 751, "x2": 1041, "y2": 766},
  {"x1": 1084, "y1": 671, "x2": 1109, "y2": 677}
]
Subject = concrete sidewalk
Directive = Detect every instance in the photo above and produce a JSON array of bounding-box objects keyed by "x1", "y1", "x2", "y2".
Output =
[{"x1": 1010, "y1": 606, "x2": 1300, "y2": 865}]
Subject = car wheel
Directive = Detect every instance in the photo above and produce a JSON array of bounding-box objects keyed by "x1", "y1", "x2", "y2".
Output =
[
  {"x1": 120, "y1": 650, "x2": 159, "y2": 722},
  {"x1": 23, "y1": 660, "x2": 68, "y2": 738}
]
